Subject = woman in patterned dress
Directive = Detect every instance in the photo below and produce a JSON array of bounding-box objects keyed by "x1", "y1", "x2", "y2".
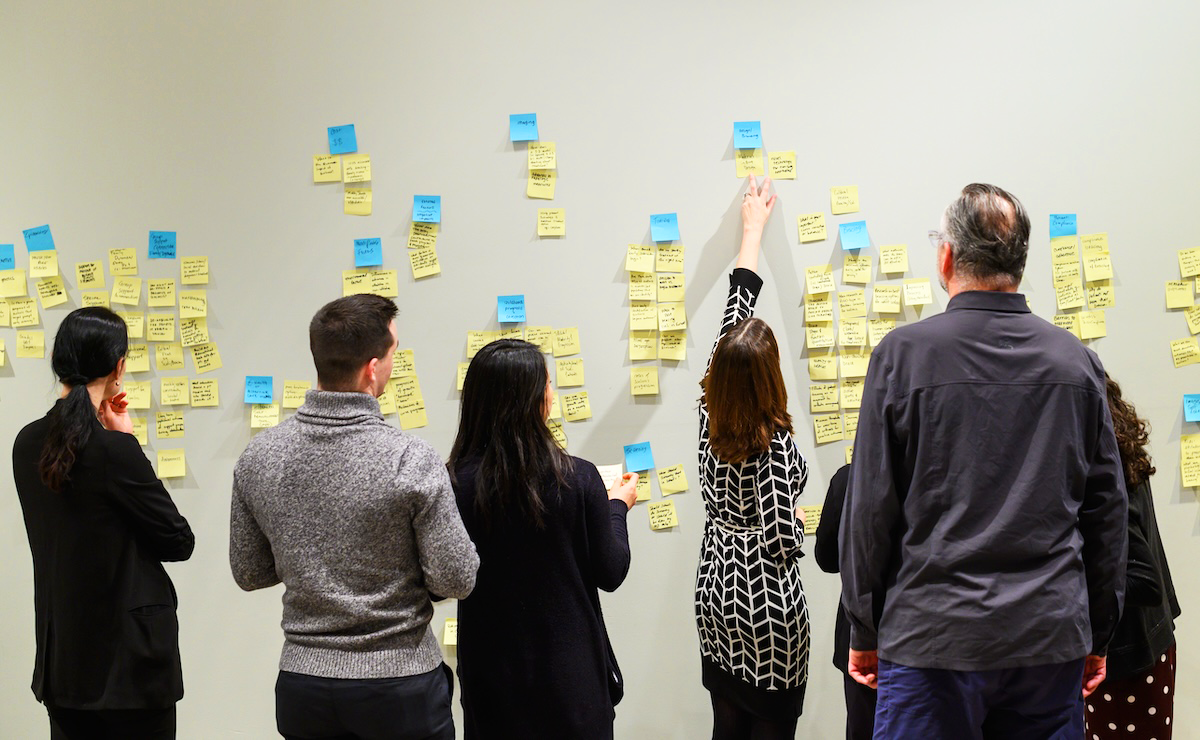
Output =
[{"x1": 695, "y1": 174, "x2": 811, "y2": 739}]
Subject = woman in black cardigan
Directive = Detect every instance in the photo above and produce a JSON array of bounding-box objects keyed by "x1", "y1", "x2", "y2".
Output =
[{"x1": 12, "y1": 307, "x2": 195, "y2": 739}]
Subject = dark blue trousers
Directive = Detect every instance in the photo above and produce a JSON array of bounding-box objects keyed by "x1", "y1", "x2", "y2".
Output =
[{"x1": 873, "y1": 658, "x2": 1084, "y2": 740}]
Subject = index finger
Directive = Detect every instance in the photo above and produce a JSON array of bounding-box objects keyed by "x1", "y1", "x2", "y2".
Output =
[{"x1": 747, "y1": 173, "x2": 758, "y2": 195}]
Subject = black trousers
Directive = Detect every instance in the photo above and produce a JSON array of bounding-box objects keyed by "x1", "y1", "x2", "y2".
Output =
[
  {"x1": 47, "y1": 705, "x2": 176, "y2": 739},
  {"x1": 276, "y1": 664, "x2": 454, "y2": 740},
  {"x1": 843, "y1": 673, "x2": 877, "y2": 740}
]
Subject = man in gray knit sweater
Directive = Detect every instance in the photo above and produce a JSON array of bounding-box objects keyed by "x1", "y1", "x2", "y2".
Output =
[{"x1": 230, "y1": 294, "x2": 478, "y2": 740}]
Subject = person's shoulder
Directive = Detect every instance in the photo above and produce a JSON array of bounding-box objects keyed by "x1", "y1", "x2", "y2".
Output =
[
  {"x1": 235, "y1": 415, "x2": 303, "y2": 466},
  {"x1": 13, "y1": 415, "x2": 49, "y2": 449}
]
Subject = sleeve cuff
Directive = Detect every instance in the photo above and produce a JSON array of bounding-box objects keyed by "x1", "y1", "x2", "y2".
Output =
[
  {"x1": 730, "y1": 268, "x2": 763, "y2": 295},
  {"x1": 849, "y1": 626, "x2": 878, "y2": 651},
  {"x1": 608, "y1": 499, "x2": 630, "y2": 518}
]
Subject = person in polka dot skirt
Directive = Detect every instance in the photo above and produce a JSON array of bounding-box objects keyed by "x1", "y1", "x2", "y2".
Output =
[{"x1": 1085, "y1": 375, "x2": 1181, "y2": 739}]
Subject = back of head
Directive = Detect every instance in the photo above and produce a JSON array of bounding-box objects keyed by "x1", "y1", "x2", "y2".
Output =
[
  {"x1": 448, "y1": 339, "x2": 568, "y2": 528},
  {"x1": 1104, "y1": 373, "x2": 1155, "y2": 487},
  {"x1": 702, "y1": 317, "x2": 793, "y2": 464},
  {"x1": 943, "y1": 183, "x2": 1031, "y2": 288},
  {"x1": 41, "y1": 307, "x2": 130, "y2": 491},
  {"x1": 309, "y1": 294, "x2": 398, "y2": 391}
]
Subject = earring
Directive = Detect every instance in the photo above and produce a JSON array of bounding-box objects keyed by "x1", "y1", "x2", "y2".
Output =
[{"x1": 114, "y1": 380, "x2": 121, "y2": 387}]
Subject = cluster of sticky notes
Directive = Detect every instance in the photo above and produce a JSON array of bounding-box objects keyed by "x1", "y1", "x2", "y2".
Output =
[
  {"x1": 509, "y1": 113, "x2": 564, "y2": 223},
  {"x1": 379, "y1": 348, "x2": 428, "y2": 429},
  {"x1": 344, "y1": 268, "x2": 400, "y2": 297},
  {"x1": 626, "y1": 226, "x2": 687, "y2": 378},
  {"x1": 1168, "y1": 246, "x2": 1200, "y2": 367},
  {"x1": 1050, "y1": 218, "x2": 1112, "y2": 341},
  {"x1": 612, "y1": 442, "x2": 687, "y2": 530},
  {"x1": 312, "y1": 124, "x2": 373, "y2": 216},
  {"x1": 730, "y1": 121, "x2": 796, "y2": 180}
]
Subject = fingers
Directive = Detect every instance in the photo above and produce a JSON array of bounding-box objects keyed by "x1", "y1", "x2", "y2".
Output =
[
  {"x1": 760, "y1": 176, "x2": 772, "y2": 197},
  {"x1": 747, "y1": 173, "x2": 758, "y2": 194}
]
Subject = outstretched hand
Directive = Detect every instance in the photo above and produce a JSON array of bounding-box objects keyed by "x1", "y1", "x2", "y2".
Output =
[{"x1": 741, "y1": 174, "x2": 776, "y2": 234}]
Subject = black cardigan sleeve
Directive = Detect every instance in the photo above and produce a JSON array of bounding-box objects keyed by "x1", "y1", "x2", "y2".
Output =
[{"x1": 815, "y1": 464, "x2": 851, "y2": 573}]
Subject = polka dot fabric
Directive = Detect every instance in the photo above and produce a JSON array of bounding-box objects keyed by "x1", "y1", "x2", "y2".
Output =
[{"x1": 1085, "y1": 644, "x2": 1175, "y2": 739}]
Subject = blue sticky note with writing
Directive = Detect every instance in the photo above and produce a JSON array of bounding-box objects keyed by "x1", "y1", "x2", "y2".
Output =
[
  {"x1": 1049, "y1": 214, "x2": 1077, "y2": 237},
  {"x1": 650, "y1": 213, "x2": 680, "y2": 242},
  {"x1": 623, "y1": 442, "x2": 655, "y2": 472},
  {"x1": 148, "y1": 231, "x2": 177, "y2": 259},
  {"x1": 23, "y1": 225, "x2": 54, "y2": 252},
  {"x1": 509, "y1": 113, "x2": 539, "y2": 142},
  {"x1": 244, "y1": 376, "x2": 274, "y2": 404},
  {"x1": 733, "y1": 121, "x2": 762, "y2": 149},
  {"x1": 328, "y1": 125, "x2": 358, "y2": 155},
  {"x1": 497, "y1": 295, "x2": 527, "y2": 323},
  {"x1": 1185, "y1": 395, "x2": 1200, "y2": 422},
  {"x1": 839, "y1": 220, "x2": 871, "y2": 250},
  {"x1": 413, "y1": 195, "x2": 442, "y2": 224},
  {"x1": 354, "y1": 238, "x2": 383, "y2": 268},
  {"x1": 0, "y1": 244, "x2": 14, "y2": 270}
]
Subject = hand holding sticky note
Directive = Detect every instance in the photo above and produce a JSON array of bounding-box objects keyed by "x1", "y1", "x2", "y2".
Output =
[{"x1": 244, "y1": 376, "x2": 274, "y2": 404}]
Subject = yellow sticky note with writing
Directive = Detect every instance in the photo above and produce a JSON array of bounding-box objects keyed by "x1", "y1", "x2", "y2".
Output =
[
  {"x1": 629, "y1": 272, "x2": 656, "y2": 302},
  {"x1": 368, "y1": 270, "x2": 398, "y2": 297},
  {"x1": 313, "y1": 154, "x2": 341, "y2": 182},
  {"x1": 626, "y1": 244, "x2": 654, "y2": 272},
  {"x1": 11, "y1": 297, "x2": 39, "y2": 327},
  {"x1": 160, "y1": 377, "x2": 190, "y2": 406},
  {"x1": 125, "y1": 344, "x2": 149, "y2": 372},
  {"x1": 0, "y1": 270, "x2": 27, "y2": 298},
  {"x1": 837, "y1": 290, "x2": 867, "y2": 319},
  {"x1": 805, "y1": 264, "x2": 835, "y2": 295},
  {"x1": 466, "y1": 330, "x2": 498, "y2": 359},
  {"x1": 191, "y1": 342, "x2": 222, "y2": 373},
  {"x1": 156, "y1": 343, "x2": 185, "y2": 371},
  {"x1": 179, "y1": 317, "x2": 209, "y2": 347},
  {"x1": 407, "y1": 222, "x2": 438, "y2": 250},
  {"x1": 1087, "y1": 281, "x2": 1114, "y2": 309},
  {"x1": 840, "y1": 350, "x2": 871, "y2": 378},
  {"x1": 456, "y1": 362, "x2": 470, "y2": 392},
  {"x1": 282, "y1": 380, "x2": 311, "y2": 408},
  {"x1": 879, "y1": 244, "x2": 908, "y2": 274},
  {"x1": 344, "y1": 188, "x2": 372, "y2": 216},
  {"x1": 391, "y1": 349, "x2": 416, "y2": 378},
  {"x1": 1179, "y1": 247, "x2": 1200, "y2": 278},
  {"x1": 555, "y1": 358, "x2": 585, "y2": 387},
  {"x1": 410, "y1": 248, "x2": 441, "y2": 279},
  {"x1": 1050, "y1": 236, "x2": 1080, "y2": 264},
  {"x1": 799, "y1": 505, "x2": 822, "y2": 536},
  {"x1": 553, "y1": 327, "x2": 581, "y2": 357},
  {"x1": 81, "y1": 291, "x2": 109, "y2": 308},
  {"x1": 842, "y1": 255, "x2": 871, "y2": 284},
  {"x1": 157, "y1": 449, "x2": 186, "y2": 479},
  {"x1": 808, "y1": 352, "x2": 838, "y2": 381},
  {"x1": 656, "y1": 245, "x2": 685, "y2": 273},
  {"x1": 810, "y1": 383, "x2": 840, "y2": 413},
  {"x1": 1083, "y1": 253, "x2": 1113, "y2": 282},
  {"x1": 657, "y1": 274, "x2": 685, "y2": 302},
  {"x1": 648, "y1": 500, "x2": 679, "y2": 530},
  {"x1": 839, "y1": 318, "x2": 867, "y2": 347},
  {"x1": 110, "y1": 277, "x2": 142, "y2": 306},
  {"x1": 872, "y1": 285, "x2": 902, "y2": 314},
  {"x1": 443, "y1": 618, "x2": 458, "y2": 647},
  {"x1": 806, "y1": 323, "x2": 835, "y2": 351},
  {"x1": 1081, "y1": 233, "x2": 1108, "y2": 254},
  {"x1": 29, "y1": 251, "x2": 58, "y2": 278},
  {"x1": 76, "y1": 261, "x2": 105, "y2": 290},
  {"x1": 831, "y1": 186, "x2": 860, "y2": 215},
  {"x1": 17, "y1": 331, "x2": 45, "y2": 358},
  {"x1": 251, "y1": 403, "x2": 281, "y2": 429},
  {"x1": 631, "y1": 366, "x2": 659, "y2": 396},
  {"x1": 181, "y1": 256, "x2": 209, "y2": 285},
  {"x1": 147, "y1": 279, "x2": 176, "y2": 307},
  {"x1": 844, "y1": 411, "x2": 859, "y2": 438},
  {"x1": 121, "y1": 381, "x2": 150, "y2": 409},
  {"x1": 189, "y1": 378, "x2": 219, "y2": 407},
  {"x1": 117, "y1": 312, "x2": 144, "y2": 339},
  {"x1": 657, "y1": 465, "x2": 689, "y2": 495},
  {"x1": 36, "y1": 276, "x2": 68, "y2": 308},
  {"x1": 658, "y1": 302, "x2": 687, "y2": 332},
  {"x1": 635, "y1": 474, "x2": 651, "y2": 501},
  {"x1": 341, "y1": 153, "x2": 371, "y2": 183},
  {"x1": 1079, "y1": 310, "x2": 1106, "y2": 340},
  {"x1": 1171, "y1": 338, "x2": 1200, "y2": 368},
  {"x1": 394, "y1": 376, "x2": 428, "y2": 430},
  {"x1": 804, "y1": 293, "x2": 833, "y2": 324},
  {"x1": 130, "y1": 416, "x2": 148, "y2": 445},
  {"x1": 798, "y1": 213, "x2": 826, "y2": 243},
  {"x1": 630, "y1": 330, "x2": 657, "y2": 361},
  {"x1": 735, "y1": 149, "x2": 764, "y2": 177},
  {"x1": 146, "y1": 314, "x2": 176, "y2": 342},
  {"x1": 1165, "y1": 281, "x2": 1193, "y2": 309},
  {"x1": 179, "y1": 290, "x2": 207, "y2": 318},
  {"x1": 547, "y1": 392, "x2": 562, "y2": 420},
  {"x1": 537, "y1": 209, "x2": 565, "y2": 237},
  {"x1": 1181, "y1": 435, "x2": 1200, "y2": 487},
  {"x1": 903, "y1": 279, "x2": 933, "y2": 306},
  {"x1": 0, "y1": 301, "x2": 8, "y2": 328},
  {"x1": 562, "y1": 391, "x2": 592, "y2": 421},
  {"x1": 1055, "y1": 281, "x2": 1085, "y2": 311},
  {"x1": 1053, "y1": 314, "x2": 1081, "y2": 339},
  {"x1": 841, "y1": 378, "x2": 865, "y2": 409},
  {"x1": 527, "y1": 170, "x2": 556, "y2": 199},
  {"x1": 813, "y1": 414, "x2": 845, "y2": 444},
  {"x1": 156, "y1": 411, "x2": 185, "y2": 438},
  {"x1": 109, "y1": 248, "x2": 138, "y2": 276},
  {"x1": 659, "y1": 330, "x2": 686, "y2": 361},
  {"x1": 767, "y1": 151, "x2": 796, "y2": 179},
  {"x1": 528, "y1": 142, "x2": 557, "y2": 170},
  {"x1": 0, "y1": 339, "x2": 5, "y2": 366},
  {"x1": 525, "y1": 327, "x2": 554, "y2": 353}
]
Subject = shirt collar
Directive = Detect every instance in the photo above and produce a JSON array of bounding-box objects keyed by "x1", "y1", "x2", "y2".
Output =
[{"x1": 946, "y1": 290, "x2": 1031, "y2": 314}]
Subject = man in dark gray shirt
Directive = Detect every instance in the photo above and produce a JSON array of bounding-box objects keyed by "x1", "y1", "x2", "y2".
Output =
[{"x1": 840, "y1": 184, "x2": 1127, "y2": 738}]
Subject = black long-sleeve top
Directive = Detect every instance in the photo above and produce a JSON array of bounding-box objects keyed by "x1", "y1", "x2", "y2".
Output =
[{"x1": 814, "y1": 464, "x2": 852, "y2": 673}]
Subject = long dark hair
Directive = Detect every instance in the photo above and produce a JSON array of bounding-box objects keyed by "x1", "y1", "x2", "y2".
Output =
[
  {"x1": 40, "y1": 307, "x2": 129, "y2": 492},
  {"x1": 1105, "y1": 373, "x2": 1155, "y2": 488},
  {"x1": 448, "y1": 339, "x2": 571, "y2": 528},
  {"x1": 701, "y1": 317, "x2": 793, "y2": 463}
]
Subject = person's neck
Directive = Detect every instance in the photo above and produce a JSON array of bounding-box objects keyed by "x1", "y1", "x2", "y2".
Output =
[
  {"x1": 945, "y1": 276, "x2": 1018, "y2": 299},
  {"x1": 60, "y1": 379, "x2": 108, "y2": 412}
]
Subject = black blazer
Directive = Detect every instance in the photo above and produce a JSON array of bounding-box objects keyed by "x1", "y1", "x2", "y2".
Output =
[
  {"x1": 815, "y1": 464, "x2": 851, "y2": 673},
  {"x1": 12, "y1": 406, "x2": 194, "y2": 710}
]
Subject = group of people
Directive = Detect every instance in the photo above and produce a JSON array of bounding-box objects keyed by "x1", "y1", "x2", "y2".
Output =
[{"x1": 10, "y1": 175, "x2": 1180, "y2": 740}]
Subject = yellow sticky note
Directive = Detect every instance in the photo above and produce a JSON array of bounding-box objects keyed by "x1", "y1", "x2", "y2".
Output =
[
  {"x1": 190, "y1": 378, "x2": 219, "y2": 407},
  {"x1": 0, "y1": 339, "x2": 5, "y2": 366},
  {"x1": 443, "y1": 617, "x2": 458, "y2": 647},
  {"x1": 1171, "y1": 338, "x2": 1200, "y2": 368},
  {"x1": 635, "y1": 475, "x2": 651, "y2": 501},
  {"x1": 842, "y1": 255, "x2": 872, "y2": 284},
  {"x1": 1055, "y1": 281, "x2": 1085, "y2": 311},
  {"x1": 0, "y1": 270, "x2": 27, "y2": 298},
  {"x1": 840, "y1": 350, "x2": 871, "y2": 378},
  {"x1": 343, "y1": 269, "x2": 370, "y2": 296},
  {"x1": 805, "y1": 264, "x2": 835, "y2": 295},
  {"x1": 527, "y1": 170, "x2": 556, "y2": 199},
  {"x1": 390, "y1": 349, "x2": 416, "y2": 378},
  {"x1": 810, "y1": 383, "x2": 840, "y2": 413},
  {"x1": 0, "y1": 301, "x2": 8, "y2": 328},
  {"x1": 659, "y1": 330, "x2": 687, "y2": 361},
  {"x1": 545, "y1": 420, "x2": 567, "y2": 449},
  {"x1": 110, "y1": 277, "x2": 142, "y2": 306},
  {"x1": 313, "y1": 154, "x2": 341, "y2": 182},
  {"x1": 1181, "y1": 434, "x2": 1200, "y2": 487},
  {"x1": 10, "y1": 297, "x2": 39, "y2": 327},
  {"x1": 797, "y1": 213, "x2": 826, "y2": 243},
  {"x1": 814, "y1": 414, "x2": 845, "y2": 444},
  {"x1": 656, "y1": 245, "x2": 685, "y2": 273},
  {"x1": 841, "y1": 378, "x2": 865, "y2": 409},
  {"x1": 81, "y1": 291, "x2": 109, "y2": 308},
  {"x1": 179, "y1": 317, "x2": 209, "y2": 347},
  {"x1": 281, "y1": 380, "x2": 311, "y2": 408},
  {"x1": 547, "y1": 392, "x2": 562, "y2": 420},
  {"x1": 251, "y1": 403, "x2": 281, "y2": 429},
  {"x1": 1083, "y1": 253, "x2": 1113, "y2": 282},
  {"x1": 629, "y1": 329, "x2": 657, "y2": 360},
  {"x1": 367, "y1": 270, "x2": 398, "y2": 297},
  {"x1": 872, "y1": 285, "x2": 902, "y2": 314},
  {"x1": 628, "y1": 301, "x2": 655, "y2": 331},
  {"x1": 130, "y1": 415, "x2": 148, "y2": 445},
  {"x1": 16, "y1": 330, "x2": 45, "y2": 358},
  {"x1": 553, "y1": 327, "x2": 581, "y2": 357},
  {"x1": 29, "y1": 251, "x2": 58, "y2": 278},
  {"x1": 1053, "y1": 314, "x2": 1081, "y2": 339},
  {"x1": 146, "y1": 314, "x2": 176, "y2": 343},
  {"x1": 562, "y1": 391, "x2": 592, "y2": 421},
  {"x1": 805, "y1": 293, "x2": 833, "y2": 324},
  {"x1": 524, "y1": 327, "x2": 554, "y2": 353},
  {"x1": 629, "y1": 272, "x2": 656, "y2": 302},
  {"x1": 376, "y1": 380, "x2": 397, "y2": 415},
  {"x1": 456, "y1": 362, "x2": 470, "y2": 391},
  {"x1": 837, "y1": 289, "x2": 867, "y2": 319},
  {"x1": 1050, "y1": 236, "x2": 1080, "y2": 265},
  {"x1": 839, "y1": 318, "x2": 867, "y2": 347},
  {"x1": 1052, "y1": 261, "x2": 1080, "y2": 286},
  {"x1": 407, "y1": 222, "x2": 439, "y2": 250},
  {"x1": 191, "y1": 342, "x2": 222, "y2": 373},
  {"x1": 341, "y1": 153, "x2": 371, "y2": 183},
  {"x1": 155, "y1": 412, "x2": 185, "y2": 438},
  {"x1": 109, "y1": 248, "x2": 138, "y2": 276},
  {"x1": 409, "y1": 248, "x2": 440, "y2": 279},
  {"x1": 555, "y1": 358, "x2": 585, "y2": 387},
  {"x1": 806, "y1": 322, "x2": 835, "y2": 351},
  {"x1": 657, "y1": 465, "x2": 689, "y2": 495},
  {"x1": 1087, "y1": 280, "x2": 1114, "y2": 309},
  {"x1": 1183, "y1": 306, "x2": 1200, "y2": 336},
  {"x1": 157, "y1": 449, "x2": 186, "y2": 479},
  {"x1": 657, "y1": 274, "x2": 685, "y2": 303},
  {"x1": 1079, "y1": 310, "x2": 1106, "y2": 340},
  {"x1": 1165, "y1": 281, "x2": 1193, "y2": 309},
  {"x1": 809, "y1": 352, "x2": 838, "y2": 381},
  {"x1": 528, "y1": 141, "x2": 557, "y2": 169},
  {"x1": 831, "y1": 186, "x2": 860, "y2": 215},
  {"x1": 647, "y1": 500, "x2": 679, "y2": 530},
  {"x1": 879, "y1": 244, "x2": 908, "y2": 274},
  {"x1": 125, "y1": 344, "x2": 149, "y2": 373},
  {"x1": 1081, "y1": 233, "x2": 1109, "y2": 254},
  {"x1": 1179, "y1": 247, "x2": 1200, "y2": 278},
  {"x1": 767, "y1": 151, "x2": 796, "y2": 180},
  {"x1": 117, "y1": 312, "x2": 144, "y2": 339},
  {"x1": 631, "y1": 366, "x2": 659, "y2": 396},
  {"x1": 799, "y1": 505, "x2": 822, "y2": 536},
  {"x1": 658, "y1": 302, "x2": 687, "y2": 332},
  {"x1": 179, "y1": 290, "x2": 207, "y2": 318},
  {"x1": 537, "y1": 209, "x2": 565, "y2": 237},
  {"x1": 36, "y1": 276, "x2": 68, "y2": 308},
  {"x1": 626, "y1": 244, "x2": 655, "y2": 272},
  {"x1": 76, "y1": 261, "x2": 104, "y2": 290},
  {"x1": 156, "y1": 343, "x2": 185, "y2": 371},
  {"x1": 466, "y1": 330, "x2": 498, "y2": 359},
  {"x1": 146, "y1": 279, "x2": 176, "y2": 308},
  {"x1": 394, "y1": 376, "x2": 428, "y2": 430},
  {"x1": 344, "y1": 188, "x2": 372, "y2": 216},
  {"x1": 903, "y1": 279, "x2": 933, "y2": 306},
  {"x1": 844, "y1": 410, "x2": 859, "y2": 438},
  {"x1": 735, "y1": 148, "x2": 764, "y2": 177},
  {"x1": 181, "y1": 256, "x2": 209, "y2": 285}
]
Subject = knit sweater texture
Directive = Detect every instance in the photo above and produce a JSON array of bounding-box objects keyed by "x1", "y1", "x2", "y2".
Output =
[{"x1": 230, "y1": 390, "x2": 478, "y2": 679}]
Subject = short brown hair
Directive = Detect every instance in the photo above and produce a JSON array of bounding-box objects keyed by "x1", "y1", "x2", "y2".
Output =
[
  {"x1": 701, "y1": 318, "x2": 793, "y2": 463},
  {"x1": 1105, "y1": 374, "x2": 1155, "y2": 487},
  {"x1": 309, "y1": 294, "x2": 398, "y2": 390}
]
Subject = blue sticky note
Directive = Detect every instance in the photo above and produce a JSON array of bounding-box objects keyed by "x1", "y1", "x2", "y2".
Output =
[
  {"x1": 733, "y1": 120, "x2": 762, "y2": 149},
  {"x1": 244, "y1": 376, "x2": 274, "y2": 404},
  {"x1": 354, "y1": 237, "x2": 383, "y2": 268},
  {"x1": 1049, "y1": 214, "x2": 1077, "y2": 237},
  {"x1": 650, "y1": 213, "x2": 680, "y2": 242},
  {"x1": 23, "y1": 224, "x2": 54, "y2": 252},
  {"x1": 148, "y1": 231, "x2": 177, "y2": 259},
  {"x1": 497, "y1": 294, "x2": 527, "y2": 323},
  {"x1": 623, "y1": 442, "x2": 655, "y2": 472},
  {"x1": 1185, "y1": 395, "x2": 1200, "y2": 422},
  {"x1": 413, "y1": 195, "x2": 442, "y2": 223},
  {"x1": 0, "y1": 244, "x2": 14, "y2": 270},
  {"x1": 328, "y1": 124, "x2": 358, "y2": 155},
  {"x1": 839, "y1": 220, "x2": 871, "y2": 250},
  {"x1": 509, "y1": 113, "x2": 539, "y2": 142}
]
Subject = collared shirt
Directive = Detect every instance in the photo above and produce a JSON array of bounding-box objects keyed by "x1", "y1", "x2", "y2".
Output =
[{"x1": 840, "y1": 290, "x2": 1128, "y2": 671}]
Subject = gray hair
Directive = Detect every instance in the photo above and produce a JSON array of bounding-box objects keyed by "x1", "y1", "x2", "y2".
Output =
[{"x1": 942, "y1": 183, "x2": 1030, "y2": 287}]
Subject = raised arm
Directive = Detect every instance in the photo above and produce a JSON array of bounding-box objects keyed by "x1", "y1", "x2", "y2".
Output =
[{"x1": 736, "y1": 173, "x2": 775, "y2": 273}]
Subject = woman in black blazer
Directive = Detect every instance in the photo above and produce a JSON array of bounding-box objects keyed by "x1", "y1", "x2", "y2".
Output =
[{"x1": 11, "y1": 307, "x2": 194, "y2": 739}]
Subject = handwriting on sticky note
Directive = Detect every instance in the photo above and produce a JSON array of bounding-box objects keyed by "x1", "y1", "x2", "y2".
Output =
[
  {"x1": 806, "y1": 323, "x2": 835, "y2": 351},
  {"x1": 1087, "y1": 281, "x2": 1114, "y2": 310},
  {"x1": 1083, "y1": 253, "x2": 1113, "y2": 282},
  {"x1": 733, "y1": 121, "x2": 762, "y2": 149},
  {"x1": 810, "y1": 383, "x2": 840, "y2": 413},
  {"x1": 524, "y1": 326, "x2": 553, "y2": 353},
  {"x1": 841, "y1": 378, "x2": 865, "y2": 409},
  {"x1": 631, "y1": 366, "x2": 659, "y2": 396},
  {"x1": 10, "y1": 297, "x2": 39, "y2": 327},
  {"x1": 156, "y1": 412, "x2": 185, "y2": 439},
  {"x1": 656, "y1": 244, "x2": 684, "y2": 273},
  {"x1": 413, "y1": 195, "x2": 441, "y2": 223},
  {"x1": 797, "y1": 213, "x2": 826, "y2": 243},
  {"x1": 659, "y1": 330, "x2": 686, "y2": 360},
  {"x1": 625, "y1": 244, "x2": 654, "y2": 272},
  {"x1": 1049, "y1": 213, "x2": 1077, "y2": 238},
  {"x1": 29, "y1": 251, "x2": 58, "y2": 278},
  {"x1": 344, "y1": 188, "x2": 372, "y2": 216},
  {"x1": 154, "y1": 343, "x2": 184, "y2": 371},
  {"x1": 805, "y1": 264, "x2": 835, "y2": 295},
  {"x1": 1056, "y1": 281, "x2": 1085, "y2": 311},
  {"x1": 109, "y1": 248, "x2": 138, "y2": 276},
  {"x1": 767, "y1": 151, "x2": 795, "y2": 179},
  {"x1": 629, "y1": 272, "x2": 656, "y2": 302},
  {"x1": 808, "y1": 352, "x2": 838, "y2": 380},
  {"x1": 1185, "y1": 394, "x2": 1200, "y2": 423},
  {"x1": 328, "y1": 124, "x2": 357, "y2": 154},
  {"x1": 1171, "y1": 338, "x2": 1200, "y2": 368},
  {"x1": 146, "y1": 314, "x2": 176, "y2": 342},
  {"x1": 23, "y1": 224, "x2": 55, "y2": 251},
  {"x1": 244, "y1": 376, "x2": 274, "y2": 404},
  {"x1": 342, "y1": 153, "x2": 371, "y2": 184},
  {"x1": 1182, "y1": 434, "x2": 1200, "y2": 487},
  {"x1": 839, "y1": 318, "x2": 867, "y2": 347},
  {"x1": 813, "y1": 414, "x2": 844, "y2": 444},
  {"x1": 527, "y1": 169, "x2": 556, "y2": 199},
  {"x1": 157, "y1": 449, "x2": 186, "y2": 479},
  {"x1": 872, "y1": 285, "x2": 902, "y2": 314},
  {"x1": 629, "y1": 330, "x2": 657, "y2": 361},
  {"x1": 181, "y1": 256, "x2": 209, "y2": 285},
  {"x1": 1166, "y1": 281, "x2": 1193, "y2": 309},
  {"x1": 1053, "y1": 313, "x2": 1081, "y2": 339},
  {"x1": 555, "y1": 358, "x2": 585, "y2": 387},
  {"x1": 250, "y1": 403, "x2": 281, "y2": 429},
  {"x1": 191, "y1": 342, "x2": 222, "y2": 373},
  {"x1": 867, "y1": 319, "x2": 894, "y2": 347},
  {"x1": 650, "y1": 213, "x2": 680, "y2": 242},
  {"x1": 840, "y1": 350, "x2": 871, "y2": 378},
  {"x1": 831, "y1": 186, "x2": 859, "y2": 215},
  {"x1": 1179, "y1": 248, "x2": 1200, "y2": 279},
  {"x1": 657, "y1": 302, "x2": 687, "y2": 331},
  {"x1": 409, "y1": 247, "x2": 440, "y2": 279},
  {"x1": 36, "y1": 277, "x2": 67, "y2": 308},
  {"x1": 562, "y1": 391, "x2": 591, "y2": 421},
  {"x1": 648, "y1": 500, "x2": 679, "y2": 530},
  {"x1": 314, "y1": 154, "x2": 341, "y2": 182},
  {"x1": 657, "y1": 464, "x2": 688, "y2": 495},
  {"x1": 553, "y1": 327, "x2": 580, "y2": 357},
  {"x1": 124, "y1": 344, "x2": 149, "y2": 373},
  {"x1": 879, "y1": 244, "x2": 908, "y2": 274},
  {"x1": 528, "y1": 141, "x2": 556, "y2": 170},
  {"x1": 0, "y1": 244, "x2": 13, "y2": 270},
  {"x1": 148, "y1": 231, "x2": 176, "y2": 259},
  {"x1": 624, "y1": 441, "x2": 655, "y2": 471},
  {"x1": 657, "y1": 274, "x2": 686, "y2": 303},
  {"x1": 497, "y1": 294, "x2": 526, "y2": 323},
  {"x1": 189, "y1": 378, "x2": 219, "y2": 407},
  {"x1": 804, "y1": 293, "x2": 833, "y2": 324},
  {"x1": 281, "y1": 380, "x2": 311, "y2": 409},
  {"x1": 837, "y1": 290, "x2": 867, "y2": 319},
  {"x1": 844, "y1": 410, "x2": 859, "y2": 438},
  {"x1": 75, "y1": 261, "x2": 104, "y2": 290},
  {"x1": 537, "y1": 209, "x2": 566, "y2": 237},
  {"x1": 509, "y1": 113, "x2": 538, "y2": 142},
  {"x1": 1081, "y1": 233, "x2": 1108, "y2": 254},
  {"x1": 800, "y1": 505, "x2": 822, "y2": 536},
  {"x1": 842, "y1": 254, "x2": 871, "y2": 284},
  {"x1": 735, "y1": 149, "x2": 764, "y2": 177},
  {"x1": 903, "y1": 279, "x2": 933, "y2": 306}
]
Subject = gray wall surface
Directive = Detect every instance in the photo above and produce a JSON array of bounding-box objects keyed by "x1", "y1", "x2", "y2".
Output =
[{"x1": 1, "y1": 1, "x2": 1197, "y2": 737}]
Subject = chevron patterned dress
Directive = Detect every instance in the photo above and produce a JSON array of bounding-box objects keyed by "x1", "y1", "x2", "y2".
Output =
[{"x1": 695, "y1": 269, "x2": 811, "y2": 701}]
